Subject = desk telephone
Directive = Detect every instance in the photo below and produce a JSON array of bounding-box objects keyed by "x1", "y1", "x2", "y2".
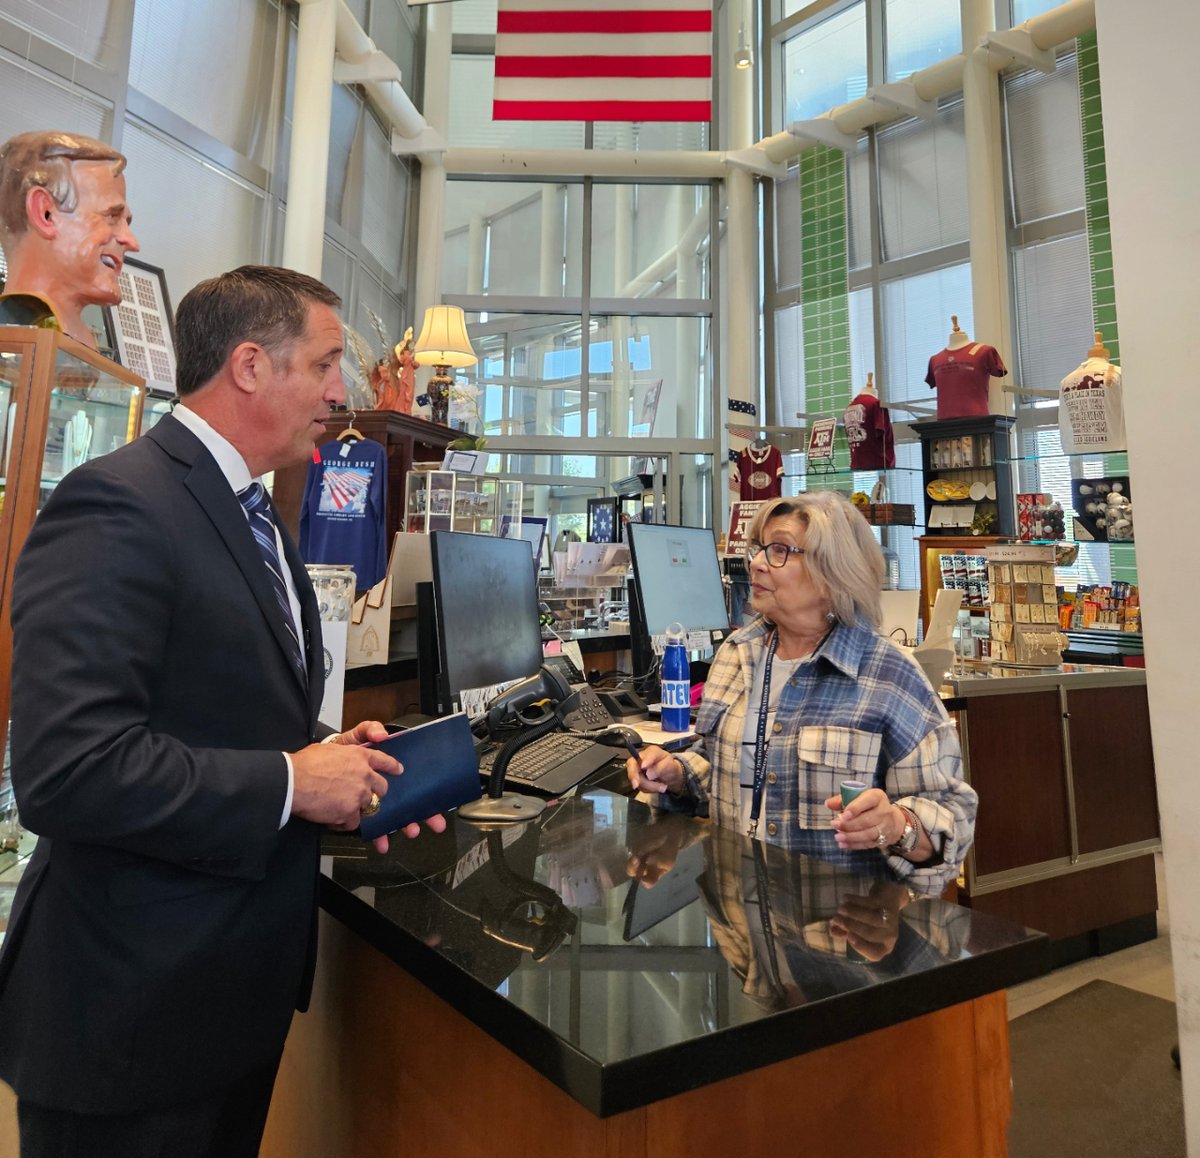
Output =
[
  {"x1": 538, "y1": 664, "x2": 615, "y2": 731},
  {"x1": 476, "y1": 665, "x2": 644, "y2": 798}
]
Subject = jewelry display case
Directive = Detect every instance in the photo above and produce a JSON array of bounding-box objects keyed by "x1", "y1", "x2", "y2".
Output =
[{"x1": 403, "y1": 470, "x2": 523, "y2": 536}]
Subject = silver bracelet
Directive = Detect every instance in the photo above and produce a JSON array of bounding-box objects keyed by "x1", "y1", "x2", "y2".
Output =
[{"x1": 889, "y1": 806, "x2": 920, "y2": 854}]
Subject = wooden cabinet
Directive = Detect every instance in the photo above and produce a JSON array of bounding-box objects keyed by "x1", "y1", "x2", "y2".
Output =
[
  {"x1": 272, "y1": 410, "x2": 458, "y2": 544},
  {"x1": 0, "y1": 327, "x2": 145, "y2": 751},
  {"x1": 952, "y1": 671, "x2": 1160, "y2": 964}
]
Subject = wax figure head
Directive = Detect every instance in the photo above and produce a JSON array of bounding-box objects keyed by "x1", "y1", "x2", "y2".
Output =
[
  {"x1": 174, "y1": 265, "x2": 346, "y2": 478},
  {"x1": 0, "y1": 130, "x2": 137, "y2": 346},
  {"x1": 746, "y1": 492, "x2": 885, "y2": 635}
]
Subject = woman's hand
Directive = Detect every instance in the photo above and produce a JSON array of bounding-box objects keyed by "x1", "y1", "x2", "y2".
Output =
[
  {"x1": 829, "y1": 880, "x2": 911, "y2": 961},
  {"x1": 826, "y1": 786, "x2": 903, "y2": 853},
  {"x1": 625, "y1": 744, "x2": 686, "y2": 797},
  {"x1": 625, "y1": 813, "x2": 697, "y2": 886}
]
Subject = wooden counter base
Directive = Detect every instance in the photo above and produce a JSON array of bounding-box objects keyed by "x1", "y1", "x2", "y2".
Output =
[{"x1": 263, "y1": 912, "x2": 1012, "y2": 1158}]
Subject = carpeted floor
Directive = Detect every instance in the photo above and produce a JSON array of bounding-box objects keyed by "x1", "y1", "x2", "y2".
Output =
[{"x1": 1009, "y1": 979, "x2": 1184, "y2": 1157}]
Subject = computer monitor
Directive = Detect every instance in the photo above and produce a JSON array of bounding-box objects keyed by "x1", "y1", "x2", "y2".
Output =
[
  {"x1": 420, "y1": 531, "x2": 545, "y2": 715},
  {"x1": 625, "y1": 522, "x2": 730, "y2": 690}
]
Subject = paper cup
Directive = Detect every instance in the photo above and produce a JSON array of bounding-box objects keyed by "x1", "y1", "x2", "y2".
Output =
[{"x1": 840, "y1": 779, "x2": 868, "y2": 807}]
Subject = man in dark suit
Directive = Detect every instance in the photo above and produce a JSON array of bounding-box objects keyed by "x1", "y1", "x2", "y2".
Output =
[{"x1": 0, "y1": 265, "x2": 445, "y2": 1156}]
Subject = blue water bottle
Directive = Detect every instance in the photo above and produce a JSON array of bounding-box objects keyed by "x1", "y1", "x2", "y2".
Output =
[{"x1": 660, "y1": 622, "x2": 691, "y2": 732}]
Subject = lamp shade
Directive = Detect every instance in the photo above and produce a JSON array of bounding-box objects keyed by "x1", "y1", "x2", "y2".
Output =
[{"x1": 413, "y1": 305, "x2": 478, "y2": 369}]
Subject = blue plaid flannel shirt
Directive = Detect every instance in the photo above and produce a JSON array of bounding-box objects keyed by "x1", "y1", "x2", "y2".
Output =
[{"x1": 669, "y1": 615, "x2": 977, "y2": 893}]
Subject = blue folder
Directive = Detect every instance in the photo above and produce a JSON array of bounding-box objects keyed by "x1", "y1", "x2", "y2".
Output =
[{"x1": 360, "y1": 713, "x2": 482, "y2": 840}]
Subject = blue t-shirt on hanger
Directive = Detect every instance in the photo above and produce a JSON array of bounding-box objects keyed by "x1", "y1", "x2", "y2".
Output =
[{"x1": 299, "y1": 436, "x2": 388, "y2": 590}]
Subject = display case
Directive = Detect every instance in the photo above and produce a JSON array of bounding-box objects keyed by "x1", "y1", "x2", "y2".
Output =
[
  {"x1": 403, "y1": 470, "x2": 523, "y2": 536},
  {"x1": 912, "y1": 415, "x2": 1016, "y2": 537},
  {"x1": 917, "y1": 534, "x2": 1001, "y2": 633},
  {"x1": 0, "y1": 326, "x2": 145, "y2": 753}
]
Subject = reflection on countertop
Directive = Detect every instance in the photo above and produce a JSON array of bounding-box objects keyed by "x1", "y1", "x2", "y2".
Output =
[{"x1": 320, "y1": 789, "x2": 1048, "y2": 1115}]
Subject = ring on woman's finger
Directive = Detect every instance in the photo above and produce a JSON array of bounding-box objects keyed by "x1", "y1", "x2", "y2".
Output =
[
  {"x1": 875, "y1": 826, "x2": 889, "y2": 849},
  {"x1": 879, "y1": 909, "x2": 889, "y2": 923}
]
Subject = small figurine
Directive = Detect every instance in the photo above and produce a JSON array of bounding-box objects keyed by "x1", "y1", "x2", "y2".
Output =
[{"x1": 383, "y1": 326, "x2": 415, "y2": 414}]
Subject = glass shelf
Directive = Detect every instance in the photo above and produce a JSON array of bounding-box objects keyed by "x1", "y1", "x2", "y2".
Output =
[
  {"x1": 784, "y1": 465, "x2": 922, "y2": 479},
  {"x1": 988, "y1": 450, "x2": 1130, "y2": 465}
]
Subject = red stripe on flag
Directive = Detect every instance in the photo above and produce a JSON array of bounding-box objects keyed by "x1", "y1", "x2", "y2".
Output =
[
  {"x1": 492, "y1": 99, "x2": 712, "y2": 122},
  {"x1": 496, "y1": 10, "x2": 712, "y2": 35},
  {"x1": 494, "y1": 55, "x2": 712, "y2": 78}
]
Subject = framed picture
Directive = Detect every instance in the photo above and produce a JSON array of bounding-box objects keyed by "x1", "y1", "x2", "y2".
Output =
[
  {"x1": 106, "y1": 256, "x2": 178, "y2": 394},
  {"x1": 587, "y1": 497, "x2": 619, "y2": 543}
]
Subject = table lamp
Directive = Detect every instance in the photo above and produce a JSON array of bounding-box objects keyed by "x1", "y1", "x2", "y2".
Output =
[{"x1": 413, "y1": 304, "x2": 477, "y2": 427}]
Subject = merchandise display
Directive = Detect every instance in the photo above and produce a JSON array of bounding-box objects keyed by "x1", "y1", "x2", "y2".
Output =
[
  {"x1": 730, "y1": 440, "x2": 784, "y2": 500},
  {"x1": 986, "y1": 543, "x2": 1066, "y2": 666},
  {"x1": 841, "y1": 375, "x2": 895, "y2": 469},
  {"x1": 1066, "y1": 582, "x2": 1141, "y2": 632},
  {"x1": 1070, "y1": 477, "x2": 1132, "y2": 542},
  {"x1": 1059, "y1": 332, "x2": 1126, "y2": 454},
  {"x1": 404, "y1": 470, "x2": 523, "y2": 536},
  {"x1": 1016, "y1": 493, "x2": 1066, "y2": 540},
  {"x1": 299, "y1": 433, "x2": 389, "y2": 590},
  {"x1": 938, "y1": 550, "x2": 989, "y2": 608},
  {"x1": 925, "y1": 318, "x2": 1007, "y2": 419}
]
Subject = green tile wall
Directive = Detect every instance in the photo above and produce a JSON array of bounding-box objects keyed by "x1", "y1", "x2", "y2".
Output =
[
  {"x1": 1078, "y1": 30, "x2": 1136, "y2": 584},
  {"x1": 798, "y1": 144, "x2": 852, "y2": 484}
]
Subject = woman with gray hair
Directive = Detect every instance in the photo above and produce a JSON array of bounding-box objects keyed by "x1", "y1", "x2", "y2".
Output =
[{"x1": 626, "y1": 491, "x2": 976, "y2": 895}]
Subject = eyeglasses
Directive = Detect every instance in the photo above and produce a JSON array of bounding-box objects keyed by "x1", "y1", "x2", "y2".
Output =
[{"x1": 746, "y1": 541, "x2": 807, "y2": 568}]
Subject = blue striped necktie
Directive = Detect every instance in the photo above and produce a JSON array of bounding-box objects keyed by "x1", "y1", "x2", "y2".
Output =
[{"x1": 238, "y1": 482, "x2": 307, "y2": 681}]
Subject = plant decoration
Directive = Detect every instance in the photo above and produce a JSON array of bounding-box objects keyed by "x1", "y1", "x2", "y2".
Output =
[{"x1": 445, "y1": 383, "x2": 488, "y2": 451}]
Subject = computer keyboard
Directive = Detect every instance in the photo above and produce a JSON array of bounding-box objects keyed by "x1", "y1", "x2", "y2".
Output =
[{"x1": 478, "y1": 730, "x2": 615, "y2": 796}]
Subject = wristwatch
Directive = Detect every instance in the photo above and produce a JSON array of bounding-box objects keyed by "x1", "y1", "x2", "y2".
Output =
[{"x1": 889, "y1": 806, "x2": 919, "y2": 854}]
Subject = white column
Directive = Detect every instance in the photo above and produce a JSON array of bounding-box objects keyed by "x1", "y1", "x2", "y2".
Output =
[
  {"x1": 539, "y1": 186, "x2": 560, "y2": 296},
  {"x1": 415, "y1": 1, "x2": 454, "y2": 320},
  {"x1": 960, "y1": 0, "x2": 1014, "y2": 415},
  {"x1": 610, "y1": 185, "x2": 635, "y2": 438},
  {"x1": 1094, "y1": 0, "x2": 1200, "y2": 1147},
  {"x1": 724, "y1": 0, "x2": 757, "y2": 523},
  {"x1": 467, "y1": 214, "x2": 485, "y2": 296},
  {"x1": 281, "y1": 0, "x2": 337, "y2": 278}
]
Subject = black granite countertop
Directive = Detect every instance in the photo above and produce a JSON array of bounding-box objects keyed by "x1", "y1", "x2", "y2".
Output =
[{"x1": 320, "y1": 790, "x2": 1049, "y2": 1116}]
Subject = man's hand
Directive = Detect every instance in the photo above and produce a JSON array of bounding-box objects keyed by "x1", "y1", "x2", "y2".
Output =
[{"x1": 292, "y1": 720, "x2": 447, "y2": 854}]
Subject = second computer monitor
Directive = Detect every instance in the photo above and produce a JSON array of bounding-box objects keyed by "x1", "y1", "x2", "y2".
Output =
[
  {"x1": 626, "y1": 522, "x2": 730, "y2": 642},
  {"x1": 429, "y1": 530, "x2": 545, "y2": 711}
]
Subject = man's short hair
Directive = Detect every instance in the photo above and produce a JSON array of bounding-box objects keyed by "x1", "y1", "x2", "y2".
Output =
[
  {"x1": 0, "y1": 131, "x2": 127, "y2": 251},
  {"x1": 174, "y1": 265, "x2": 342, "y2": 396}
]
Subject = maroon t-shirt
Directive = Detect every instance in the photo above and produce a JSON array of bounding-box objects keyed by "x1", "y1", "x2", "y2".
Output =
[
  {"x1": 732, "y1": 444, "x2": 784, "y2": 500},
  {"x1": 925, "y1": 343, "x2": 1006, "y2": 418},
  {"x1": 842, "y1": 392, "x2": 895, "y2": 470}
]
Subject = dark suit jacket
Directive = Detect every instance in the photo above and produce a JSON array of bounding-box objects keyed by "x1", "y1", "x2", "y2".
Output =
[{"x1": 0, "y1": 414, "x2": 328, "y2": 1114}]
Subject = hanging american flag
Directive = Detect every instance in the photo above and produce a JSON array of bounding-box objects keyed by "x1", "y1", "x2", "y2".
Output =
[
  {"x1": 493, "y1": 0, "x2": 713, "y2": 123},
  {"x1": 727, "y1": 397, "x2": 758, "y2": 441}
]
